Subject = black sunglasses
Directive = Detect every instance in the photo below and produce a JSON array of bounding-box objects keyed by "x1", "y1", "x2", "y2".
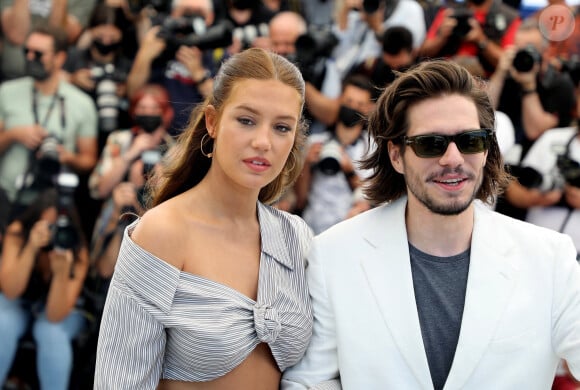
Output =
[
  {"x1": 22, "y1": 47, "x2": 47, "y2": 60},
  {"x1": 402, "y1": 129, "x2": 493, "y2": 158}
]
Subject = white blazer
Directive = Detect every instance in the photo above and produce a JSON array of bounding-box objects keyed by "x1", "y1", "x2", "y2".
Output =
[{"x1": 282, "y1": 197, "x2": 580, "y2": 390}]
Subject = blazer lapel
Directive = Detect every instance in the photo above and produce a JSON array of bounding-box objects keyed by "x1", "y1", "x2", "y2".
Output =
[
  {"x1": 360, "y1": 198, "x2": 434, "y2": 390},
  {"x1": 444, "y1": 203, "x2": 518, "y2": 390}
]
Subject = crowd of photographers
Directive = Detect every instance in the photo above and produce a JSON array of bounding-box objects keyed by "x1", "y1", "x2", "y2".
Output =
[{"x1": 0, "y1": 0, "x2": 579, "y2": 388}]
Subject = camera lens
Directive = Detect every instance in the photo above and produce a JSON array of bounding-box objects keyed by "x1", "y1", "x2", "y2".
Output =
[{"x1": 513, "y1": 46, "x2": 540, "y2": 73}]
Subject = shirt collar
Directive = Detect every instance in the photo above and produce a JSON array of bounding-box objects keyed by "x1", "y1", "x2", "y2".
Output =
[{"x1": 257, "y1": 202, "x2": 294, "y2": 270}]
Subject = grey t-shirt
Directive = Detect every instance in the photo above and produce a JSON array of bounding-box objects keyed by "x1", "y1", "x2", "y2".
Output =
[{"x1": 409, "y1": 243, "x2": 470, "y2": 390}]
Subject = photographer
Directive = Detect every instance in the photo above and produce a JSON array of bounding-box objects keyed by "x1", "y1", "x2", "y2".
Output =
[
  {"x1": 63, "y1": 3, "x2": 133, "y2": 147},
  {"x1": 0, "y1": 186, "x2": 90, "y2": 390},
  {"x1": 503, "y1": 125, "x2": 580, "y2": 255},
  {"x1": 332, "y1": 0, "x2": 425, "y2": 79},
  {"x1": 0, "y1": 25, "x2": 98, "y2": 215},
  {"x1": 296, "y1": 74, "x2": 375, "y2": 234},
  {"x1": 268, "y1": 11, "x2": 342, "y2": 134},
  {"x1": 126, "y1": 0, "x2": 226, "y2": 135},
  {"x1": 419, "y1": 0, "x2": 520, "y2": 73},
  {"x1": 88, "y1": 84, "x2": 174, "y2": 279}
]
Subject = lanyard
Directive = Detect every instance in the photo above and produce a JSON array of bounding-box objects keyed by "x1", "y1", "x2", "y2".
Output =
[{"x1": 32, "y1": 87, "x2": 66, "y2": 130}]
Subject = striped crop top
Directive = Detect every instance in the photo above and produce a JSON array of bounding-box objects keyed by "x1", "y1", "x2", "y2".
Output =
[{"x1": 94, "y1": 203, "x2": 314, "y2": 389}]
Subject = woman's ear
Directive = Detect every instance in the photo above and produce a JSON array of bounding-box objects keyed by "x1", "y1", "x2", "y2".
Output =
[
  {"x1": 204, "y1": 105, "x2": 217, "y2": 138},
  {"x1": 388, "y1": 140, "x2": 404, "y2": 174}
]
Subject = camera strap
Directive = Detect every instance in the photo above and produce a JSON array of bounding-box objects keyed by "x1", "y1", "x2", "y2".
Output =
[{"x1": 32, "y1": 87, "x2": 66, "y2": 130}]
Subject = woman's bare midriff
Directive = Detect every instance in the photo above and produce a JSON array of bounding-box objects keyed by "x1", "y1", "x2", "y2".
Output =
[{"x1": 157, "y1": 343, "x2": 281, "y2": 390}]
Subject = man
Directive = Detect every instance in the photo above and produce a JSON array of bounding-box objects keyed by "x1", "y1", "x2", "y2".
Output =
[
  {"x1": 350, "y1": 25, "x2": 416, "y2": 100},
  {"x1": 332, "y1": 0, "x2": 425, "y2": 79},
  {"x1": 490, "y1": 19, "x2": 577, "y2": 221},
  {"x1": 0, "y1": 0, "x2": 97, "y2": 80},
  {"x1": 126, "y1": 0, "x2": 219, "y2": 134},
  {"x1": 419, "y1": 0, "x2": 519, "y2": 73},
  {"x1": 296, "y1": 74, "x2": 374, "y2": 234},
  {"x1": 281, "y1": 60, "x2": 580, "y2": 389},
  {"x1": 268, "y1": 11, "x2": 342, "y2": 134},
  {"x1": 0, "y1": 25, "x2": 97, "y2": 211}
]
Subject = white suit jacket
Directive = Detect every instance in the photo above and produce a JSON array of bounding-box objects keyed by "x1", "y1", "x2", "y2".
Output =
[{"x1": 282, "y1": 197, "x2": 580, "y2": 390}]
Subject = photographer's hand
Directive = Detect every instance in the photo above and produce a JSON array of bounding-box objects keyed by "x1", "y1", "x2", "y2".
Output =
[
  {"x1": 175, "y1": 45, "x2": 205, "y2": 80},
  {"x1": 564, "y1": 184, "x2": 580, "y2": 209},
  {"x1": 10, "y1": 124, "x2": 47, "y2": 150},
  {"x1": 112, "y1": 182, "x2": 140, "y2": 214},
  {"x1": 49, "y1": 248, "x2": 74, "y2": 276},
  {"x1": 28, "y1": 219, "x2": 52, "y2": 250}
]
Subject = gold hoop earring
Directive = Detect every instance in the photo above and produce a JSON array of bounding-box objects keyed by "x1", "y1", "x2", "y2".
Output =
[{"x1": 201, "y1": 133, "x2": 213, "y2": 158}]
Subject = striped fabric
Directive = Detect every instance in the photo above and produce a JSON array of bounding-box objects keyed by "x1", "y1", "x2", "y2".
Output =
[{"x1": 94, "y1": 202, "x2": 314, "y2": 389}]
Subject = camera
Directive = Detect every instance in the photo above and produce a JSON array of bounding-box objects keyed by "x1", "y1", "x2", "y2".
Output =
[
  {"x1": 293, "y1": 27, "x2": 338, "y2": 89},
  {"x1": 318, "y1": 139, "x2": 343, "y2": 175},
  {"x1": 363, "y1": 0, "x2": 382, "y2": 13},
  {"x1": 557, "y1": 153, "x2": 580, "y2": 187},
  {"x1": 92, "y1": 64, "x2": 127, "y2": 133},
  {"x1": 127, "y1": 0, "x2": 171, "y2": 14},
  {"x1": 513, "y1": 45, "x2": 541, "y2": 73},
  {"x1": 450, "y1": 8, "x2": 473, "y2": 38},
  {"x1": 49, "y1": 172, "x2": 80, "y2": 251},
  {"x1": 156, "y1": 16, "x2": 234, "y2": 55}
]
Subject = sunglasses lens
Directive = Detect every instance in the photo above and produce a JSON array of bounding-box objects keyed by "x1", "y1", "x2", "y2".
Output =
[
  {"x1": 407, "y1": 130, "x2": 490, "y2": 157},
  {"x1": 457, "y1": 131, "x2": 489, "y2": 154},
  {"x1": 412, "y1": 136, "x2": 448, "y2": 157}
]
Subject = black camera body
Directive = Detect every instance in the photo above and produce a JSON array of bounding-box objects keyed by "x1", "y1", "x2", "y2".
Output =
[
  {"x1": 557, "y1": 153, "x2": 580, "y2": 188},
  {"x1": 293, "y1": 28, "x2": 338, "y2": 89},
  {"x1": 156, "y1": 16, "x2": 234, "y2": 54},
  {"x1": 127, "y1": 0, "x2": 171, "y2": 14},
  {"x1": 47, "y1": 172, "x2": 80, "y2": 251},
  {"x1": 513, "y1": 45, "x2": 541, "y2": 73},
  {"x1": 451, "y1": 8, "x2": 474, "y2": 38}
]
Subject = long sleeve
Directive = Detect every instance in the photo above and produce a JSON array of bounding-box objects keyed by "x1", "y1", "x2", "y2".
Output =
[
  {"x1": 94, "y1": 221, "x2": 180, "y2": 389},
  {"x1": 281, "y1": 240, "x2": 342, "y2": 389}
]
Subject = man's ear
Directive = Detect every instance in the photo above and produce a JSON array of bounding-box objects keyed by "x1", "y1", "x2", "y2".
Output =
[{"x1": 388, "y1": 140, "x2": 404, "y2": 174}]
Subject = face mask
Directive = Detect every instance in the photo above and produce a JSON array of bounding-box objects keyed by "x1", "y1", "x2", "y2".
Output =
[
  {"x1": 338, "y1": 105, "x2": 363, "y2": 128},
  {"x1": 93, "y1": 39, "x2": 121, "y2": 56},
  {"x1": 25, "y1": 59, "x2": 50, "y2": 81},
  {"x1": 135, "y1": 115, "x2": 162, "y2": 133},
  {"x1": 231, "y1": 0, "x2": 257, "y2": 10}
]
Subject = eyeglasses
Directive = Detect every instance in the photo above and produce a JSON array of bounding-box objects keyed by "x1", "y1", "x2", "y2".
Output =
[
  {"x1": 22, "y1": 47, "x2": 48, "y2": 60},
  {"x1": 402, "y1": 129, "x2": 493, "y2": 158}
]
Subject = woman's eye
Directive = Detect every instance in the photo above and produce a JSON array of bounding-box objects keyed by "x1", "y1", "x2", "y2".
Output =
[
  {"x1": 238, "y1": 117, "x2": 254, "y2": 126},
  {"x1": 275, "y1": 124, "x2": 292, "y2": 133}
]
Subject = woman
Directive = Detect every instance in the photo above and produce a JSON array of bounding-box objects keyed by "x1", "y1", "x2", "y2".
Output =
[
  {"x1": 89, "y1": 84, "x2": 174, "y2": 280},
  {"x1": 0, "y1": 188, "x2": 89, "y2": 390},
  {"x1": 94, "y1": 48, "x2": 313, "y2": 389}
]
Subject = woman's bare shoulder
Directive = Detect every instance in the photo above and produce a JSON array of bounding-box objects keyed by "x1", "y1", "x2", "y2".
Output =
[{"x1": 130, "y1": 200, "x2": 187, "y2": 270}]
